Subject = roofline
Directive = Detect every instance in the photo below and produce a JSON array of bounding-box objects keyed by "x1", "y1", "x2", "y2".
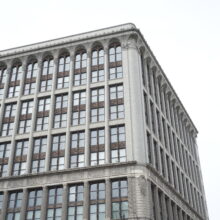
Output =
[{"x1": 0, "y1": 23, "x2": 136, "y2": 57}]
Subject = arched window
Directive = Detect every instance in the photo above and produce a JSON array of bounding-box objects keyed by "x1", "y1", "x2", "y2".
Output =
[
  {"x1": 7, "y1": 64, "x2": 22, "y2": 98},
  {"x1": 40, "y1": 57, "x2": 54, "y2": 92},
  {"x1": 23, "y1": 61, "x2": 37, "y2": 95},
  {"x1": 109, "y1": 43, "x2": 123, "y2": 80},
  {"x1": 74, "y1": 50, "x2": 87, "y2": 86},
  {"x1": 91, "y1": 47, "x2": 104, "y2": 83},
  {"x1": 57, "y1": 54, "x2": 70, "y2": 89}
]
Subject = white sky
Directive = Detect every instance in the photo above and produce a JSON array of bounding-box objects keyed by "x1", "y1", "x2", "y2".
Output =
[{"x1": 0, "y1": 0, "x2": 219, "y2": 219}]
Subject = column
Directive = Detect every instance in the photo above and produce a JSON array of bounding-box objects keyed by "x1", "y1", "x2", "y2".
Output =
[
  {"x1": 1, "y1": 190, "x2": 8, "y2": 219},
  {"x1": 45, "y1": 53, "x2": 59, "y2": 171},
  {"x1": 85, "y1": 48, "x2": 91, "y2": 167},
  {"x1": 105, "y1": 178, "x2": 111, "y2": 220},
  {"x1": 102, "y1": 45, "x2": 110, "y2": 164},
  {"x1": 65, "y1": 51, "x2": 74, "y2": 169},
  {"x1": 83, "y1": 181, "x2": 89, "y2": 220},
  {"x1": 20, "y1": 188, "x2": 28, "y2": 220},
  {"x1": 41, "y1": 186, "x2": 48, "y2": 220},
  {"x1": 61, "y1": 184, "x2": 68, "y2": 219}
]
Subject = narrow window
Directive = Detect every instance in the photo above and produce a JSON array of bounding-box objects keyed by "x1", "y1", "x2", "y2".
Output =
[
  {"x1": 18, "y1": 100, "x2": 33, "y2": 134},
  {"x1": 54, "y1": 94, "x2": 68, "y2": 128},
  {"x1": 110, "y1": 125, "x2": 126, "y2": 163},
  {"x1": 13, "y1": 140, "x2": 28, "y2": 176},
  {"x1": 74, "y1": 50, "x2": 87, "y2": 86},
  {"x1": 111, "y1": 179, "x2": 128, "y2": 219},
  {"x1": 47, "y1": 186, "x2": 63, "y2": 219},
  {"x1": 50, "y1": 134, "x2": 65, "y2": 171},
  {"x1": 91, "y1": 87, "x2": 105, "y2": 123},
  {"x1": 70, "y1": 131, "x2": 85, "y2": 168},
  {"x1": 0, "y1": 142, "x2": 11, "y2": 177},
  {"x1": 68, "y1": 184, "x2": 84, "y2": 220},
  {"x1": 31, "y1": 137, "x2": 47, "y2": 173},
  {"x1": 23, "y1": 61, "x2": 37, "y2": 95},
  {"x1": 109, "y1": 84, "x2": 124, "y2": 120},
  {"x1": 72, "y1": 91, "x2": 86, "y2": 126},
  {"x1": 90, "y1": 128, "x2": 105, "y2": 166}
]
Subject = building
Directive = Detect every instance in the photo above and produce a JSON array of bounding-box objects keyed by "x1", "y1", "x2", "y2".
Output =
[{"x1": 0, "y1": 23, "x2": 208, "y2": 220}]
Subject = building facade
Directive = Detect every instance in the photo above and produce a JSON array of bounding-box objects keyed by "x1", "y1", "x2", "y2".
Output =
[{"x1": 0, "y1": 23, "x2": 208, "y2": 220}]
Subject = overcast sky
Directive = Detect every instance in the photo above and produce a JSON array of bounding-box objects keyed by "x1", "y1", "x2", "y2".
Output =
[{"x1": 0, "y1": 0, "x2": 219, "y2": 219}]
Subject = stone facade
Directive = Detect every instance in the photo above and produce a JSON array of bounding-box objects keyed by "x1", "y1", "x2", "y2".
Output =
[{"x1": 0, "y1": 23, "x2": 208, "y2": 219}]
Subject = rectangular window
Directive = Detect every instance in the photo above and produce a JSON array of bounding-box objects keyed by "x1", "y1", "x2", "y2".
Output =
[
  {"x1": 90, "y1": 182, "x2": 105, "y2": 220},
  {"x1": 72, "y1": 91, "x2": 86, "y2": 126},
  {"x1": 90, "y1": 128, "x2": 105, "y2": 166},
  {"x1": 18, "y1": 100, "x2": 33, "y2": 134},
  {"x1": 57, "y1": 55, "x2": 70, "y2": 89},
  {"x1": 109, "y1": 85, "x2": 124, "y2": 120},
  {"x1": 47, "y1": 186, "x2": 63, "y2": 220},
  {"x1": 36, "y1": 97, "x2": 50, "y2": 131},
  {"x1": 111, "y1": 179, "x2": 128, "y2": 219},
  {"x1": 40, "y1": 59, "x2": 53, "y2": 92},
  {"x1": 0, "y1": 193, "x2": 3, "y2": 211},
  {"x1": 70, "y1": 131, "x2": 85, "y2": 168},
  {"x1": 68, "y1": 184, "x2": 84, "y2": 220},
  {"x1": 31, "y1": 137, "x2": 47, "y2": 173},
  {"x1": 54, "y1": 94, "x2": 68, "y2": 128},
  {"x1": 1, "y1": 103, "x2": 16, "y2": 136},
  {"x1": 74, "y1": 51, "x2": 87, "y2": 86},
  {"x1": 91, "y1": 70, "x2": 104, "y2": 83},
  {"x1": 50, "y1": 134, "x2": 65, "y2": 171},
  {"x1": 26, "y1": 189, "x2": 42, "y2": 220},
  {"x1": 7, "y1": 65, "x2": 22, "y2": 98},
  {"x1": 109, "y1": 66, "x2": 123, "y2": 80},
  {"x1": 7, "y1": 191, "x2": 23, "y2": 219},
  {"x1": 13, "y1": 140, "x2": 28, "y2": 176},
  {"x1": 0, "y1": 142, "x2": 11, "y2": 177},
  {"x1": 23, "y1": 62, "x2": 37, "y2": 95},
  {"x1": 150, "y1": 101, "x2": 156, "y2": 134},
  {"x1": 91, "y1": 88, "x2": 105, "y2": 123},
  {"x1": 110, "y1": 125, "x2": 126, "y2": 163}
]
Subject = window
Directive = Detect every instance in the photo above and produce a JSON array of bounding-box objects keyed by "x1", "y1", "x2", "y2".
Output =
[
  {"x1": 23, "y1": 61, "x2": 37, "y2": 95},
  {"x1": 1, "y1": 103, "x2": 16, "y2": 136},
  {"x1": 110, "y1": 125, "x2": 126, "y2": 163},
  {"x1": 13, "y1": 140, "x2": 28, "y2": 176},
  {"x1": 47, "y1": 186, "x2": 63, "y2": 220},
  {"x1": 91, "y1": 47, "x2": 104, "y2": 83},
  {"x1": 57, "y1": 55, "x2": 70, "y2": 89},
  {"x1": 50, "y1": 134, "x2": 65, "y2": 171},
  {"x1": 72, "y1": 91, "x2": 86, "y2": 126},
  {"x1": 26, "y1": 189, "x2": 42, "y2": 220},
  {"x1": 68, "y1": 184, "x2": 84, "y2": 220},
  {"x1": 111, "y1": 179, "x2": 128, "y2": 219},
  {"x1": 91, "y1": 88, "x2": 104, "y2": 123},
  {"x1": 40, "y1": 58, "x2": 54, "y2": 92},
  {"x1": 0, "y1": 67, "x2": 7, "y2": 99},
  {"x1": 70, "y1": 131, "x2": 85, "y2": 168},
  {"x1": 31, "y1": 137, "x2": 47, "y2": 173},
  {"x1": 36, "y1": 97, "x2": 50, "y2": 131},
  {"x1": 7, "y1": 64, "x2": 22, "y2": 98},
  {"x1": 0, "y1": 142, "x2": 11, "y2": 177},
  {"x1": 18, "y1": 100, "x2": 33, "y2": 134},
  {"x1": 90, "y1": 182, "x2": 105, "y2": 220},
  {"x1": 74, "y1": 50, "x2": 87, "y2": 86},
  {"x1": 109, "y1": 43, "x2": 122, "y2": 80},
  {"x1": 0, "y1": 193, "x2": 3, "y2": 211},
  {"x1": 109, "y1": 85, "x2": 124, "y2": 120},
  {"x1": 7, "y1": 191, "x2": 23, "y2": 220},
  {"x1": 54, "y1": 94, "x2": 68, "y2": 128},
  {"x1": 90, "y1": 128, "x2": 105, "y2": 166}
]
